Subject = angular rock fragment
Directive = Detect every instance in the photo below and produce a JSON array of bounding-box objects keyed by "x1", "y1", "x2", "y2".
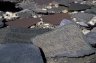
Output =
[
  {"x1": 32, "y1": 23, "x2": 95, "y2": 57},
  {"x1": 0, "y1": 43, "x2": 44, "y2": 63}
]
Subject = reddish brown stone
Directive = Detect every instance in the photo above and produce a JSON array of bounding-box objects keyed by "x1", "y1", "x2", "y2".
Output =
[
  {"x1": 42, "y1": 13, "x2": 71, "y2": 25},
  {"x1": 5, "y1": 18, "x2": 40, "y2": 28},
  {"x1": 5, "y1": 13, "x2": 71, "y2": 28}
]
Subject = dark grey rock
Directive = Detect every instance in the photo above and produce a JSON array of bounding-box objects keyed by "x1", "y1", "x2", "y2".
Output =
[
  {"x1": 47, "y1": 53, "x2": 96, "y2": 63},
  {"x1": 71, "y1": 12, "x2": 95, "y2": 26},
  {"x1": 85, "y1": 7, "x2": 96, "y2": 15},
  {"x1": 86, "y1": 28, "x2": 96, "y2": 45},
  {"x1": 68, "y1": 3, "x2": 91, "y2": 11},
  {"x1": 0, "y1": 11, "x2": 4, "y2": 16},
  {"x1": 55, "y1": 0, "x2": 84, "y2": 6},
  {"x1": 0, "y1": 27, "x2": 52, "y2": 44},
  {"x1": 16, "y1": 9, "x2": 36, "y2": 18},
  {"x1": 32, "y1": 23, "x2": 95, "y2": 57},
  {"x1": 0, "y1": 21, "x2": 4, "y2": 28},
  {"x1": 0, "y1": 43, "x2": 44, "y2": 63},
  {"x1": 47, "y1": 6, "x2": 67, "y2": 13},
  {"x1": 0, "y1": 17, "x2": 4, "y2": 28},
  {"x1": 34, "y1": 0, "x2": 53, "y2": 6},
  {"x1": 55, "y1": 0, "x2": 70, "y2": 6}
]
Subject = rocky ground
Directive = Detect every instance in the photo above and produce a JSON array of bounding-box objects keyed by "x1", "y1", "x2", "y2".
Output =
[{"x1": 0, "y1": 0, "x2": 96, "y2": 63}]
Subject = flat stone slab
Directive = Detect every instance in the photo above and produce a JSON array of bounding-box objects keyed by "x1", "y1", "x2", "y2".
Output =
[
  {"x1": 47, "y1": 53, "x2": 96, "y2": 63},
  {"x1": 71, "y1": 12, "x2": 95, "y2": 23},
  {"x1": 68, "y1": 3, "x2": 91, "y2": 11},
  {"x1": 0, "y1": 43, "x2": 44, "y2": 63},
  {"x1": 0, "y1": 27, "x2": 52, "y2": 44},
  {"x1": 32, "y1": 23, "x2": 95, "y2": 57}
]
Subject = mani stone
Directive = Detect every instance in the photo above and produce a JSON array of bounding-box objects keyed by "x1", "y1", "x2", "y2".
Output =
[
  {"x1": 32, "y1": 23, "x2": 95, "y2": 57},
  {"x1": 0, "y1": 43, "x2": 44, "y2": 63}
]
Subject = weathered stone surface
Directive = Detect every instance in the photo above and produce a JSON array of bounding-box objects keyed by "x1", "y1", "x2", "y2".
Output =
[
  {"x1": 68, "y1": 3, "x2": 91, "y2": 11},
  {"x1": 86, "y1": 28, "x2": 96, "y2": 45},
  {"x1": 0, "y1": 27, "x2": 52, "y2": 44},
  {"x1": 32, "y1": 23, "x2": 95, "y2": 57},
  {"x1": 47, "y1": 53, "x2": 96, "y2": 63},
  {"x1": 16, "y1": 9, "x2": 36, "y2": 18},
  {"x1": 71, "y1": 12, "x2": 95, "y2": 26},
  {"x1": 0, "y1": 43, "x2": 44, "y2": 63}
]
